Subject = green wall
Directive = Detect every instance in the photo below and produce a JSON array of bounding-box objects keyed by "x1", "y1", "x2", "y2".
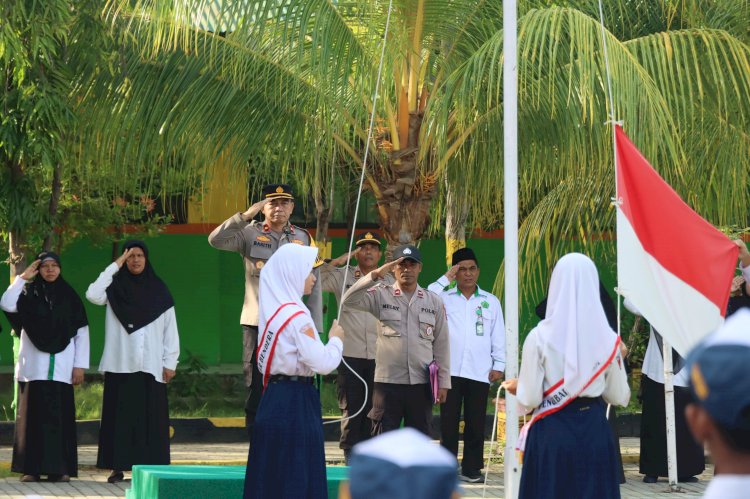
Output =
[{"x1": 0, "y1": 234, "x2": 619, "y2": 368}]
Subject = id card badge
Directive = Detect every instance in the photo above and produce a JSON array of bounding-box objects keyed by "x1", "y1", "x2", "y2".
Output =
[{"x1": 475, "y1": 307, "x2": 484, "y2": 336}]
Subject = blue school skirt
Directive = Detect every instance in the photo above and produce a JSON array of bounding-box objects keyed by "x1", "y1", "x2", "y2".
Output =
[
  {"x1": 519, "y1": 397, "x2": 621, "y2": 499},
  {"x1": 243, "y1": 379, "x2": 328, "y2": 499}
]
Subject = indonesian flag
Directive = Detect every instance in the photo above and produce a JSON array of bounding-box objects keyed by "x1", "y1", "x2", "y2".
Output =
[{"x1": 615, "y1": 125, "x2": 738, "y2": 356}]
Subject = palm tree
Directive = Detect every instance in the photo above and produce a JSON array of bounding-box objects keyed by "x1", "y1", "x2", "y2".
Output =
[{"x1": 96, "y1": 0, "x2": 749, "y2": 304}]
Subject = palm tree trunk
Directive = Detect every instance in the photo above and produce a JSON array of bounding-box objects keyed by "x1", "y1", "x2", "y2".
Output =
[
  {"x1": 445, "y1": 182, "x2": 469, "y2": 268},
  {"x1": 315, "y1": 181, "x2": 334, "y2": 257},
  {"x1": 42, "y1": 161, "x2": 62, "y2": 251}
]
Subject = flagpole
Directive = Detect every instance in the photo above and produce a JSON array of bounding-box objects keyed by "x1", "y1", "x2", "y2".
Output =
[
  {"x1": 503, "y1": 0, "x2": 521, "y2": 497},
  {"x1": 662, "y1": 339, "x2": 680, "y2": 490}
]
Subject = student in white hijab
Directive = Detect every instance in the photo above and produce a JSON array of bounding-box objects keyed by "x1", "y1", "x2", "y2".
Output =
[
  {"x1": 243, "y1": 243, "x2": 344, "y2": 499},
  {"x1": 503, "y1": 253, "x2": 630, "y2": 499}
]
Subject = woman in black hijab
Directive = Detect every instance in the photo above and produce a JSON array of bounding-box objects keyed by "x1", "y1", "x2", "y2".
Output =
[
  {"x1": 0, "y1": 252, "x2": 89, "y2": 483},
  {"x1": 86, "y1": 240, "x2": 180, "y2": 484}
]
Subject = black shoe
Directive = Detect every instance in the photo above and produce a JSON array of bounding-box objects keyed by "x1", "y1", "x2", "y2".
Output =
[
  {"x1": 643, "y1": 475, "x2": 658, "y2": 484},
  {"x1": 679, "y1": 476, "x2": 699, "y2": 483},
  {"x1": 48, "y1": 474, "x2": 70, "y2": 482},
  {"x1": 107, "y1": 470, "x2": 124, "y2": 484},
  {"x1": 460, "y1": 470, "x2": 484, "y2": 483}
]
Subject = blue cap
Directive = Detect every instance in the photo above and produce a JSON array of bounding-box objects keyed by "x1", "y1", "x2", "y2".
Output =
[
  {"x1": 349, "y1": 428, "x2": 458, "y2": 499},
  {"x1": 686, "y1": 309, "x2": 750, "y2": 432}
]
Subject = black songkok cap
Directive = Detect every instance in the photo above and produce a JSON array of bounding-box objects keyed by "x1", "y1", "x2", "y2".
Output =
[
  {"x1": 451, "y1": 247, "x2": 478, "y2": 266},
  {"x1": 262, "y1": 183, "x2": 294, "y2": 200}
]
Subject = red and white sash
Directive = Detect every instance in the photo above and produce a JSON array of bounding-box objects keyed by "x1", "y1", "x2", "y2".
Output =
[
  {"x1": 516, "y1": 336, "x2": 621, "y2": 453},
  {"x1": 256, "y1": 302, "x2": 306, "y2": 389}
]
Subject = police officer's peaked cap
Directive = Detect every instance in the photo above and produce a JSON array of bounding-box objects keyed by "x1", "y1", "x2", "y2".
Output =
[
  {"x1": 262, "y1": 183, "x2": 294, "y2": 200},
  {"x1": 355, "y1": 231, "x2": 383, "y2": 247},
  {"x1": 392, "y1": 245, "x2": 421, "y2": 264}
]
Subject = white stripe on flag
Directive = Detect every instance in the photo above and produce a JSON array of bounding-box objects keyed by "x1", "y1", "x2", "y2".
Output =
[{"x1": 617, "y1": 209, "x2": 723, "y2": 356}]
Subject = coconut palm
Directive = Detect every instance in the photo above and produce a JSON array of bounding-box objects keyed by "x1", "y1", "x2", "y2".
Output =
[{"x1": 94, "y1": 0, "x2": 750, "y2": 303}]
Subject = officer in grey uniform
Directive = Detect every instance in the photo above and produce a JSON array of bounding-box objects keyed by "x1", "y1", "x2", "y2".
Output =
[
  {"x1": 320, "y1": 231, "x2": 394, "y2": 462},
  {"x1": 208, "y1": 183, "x2": 322, "y2": 441},
  {"x1": 341, "y1": 244, "x2": 450, "y2": 436}
]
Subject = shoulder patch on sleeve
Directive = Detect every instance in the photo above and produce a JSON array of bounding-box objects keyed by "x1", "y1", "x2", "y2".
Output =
[{"x1": 300, "y1": 323, "x2": 317, "y2": 339}]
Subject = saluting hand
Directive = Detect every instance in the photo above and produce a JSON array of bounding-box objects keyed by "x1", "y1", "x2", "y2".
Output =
[
  {"x1": 243, "y1": 199, "x2": 269, "y2": 221},
  {"x1": 20, "y1": 260, "x2": 41, "y2": 280},
  {"x1": 163, "y1": 368, "x2": 176, "y2": 384},
  {"x1": 371, "y1": 257, "x2": 403, "y2": 280},
  {"x1": 330, "y1": 248, "x2": 360, "y2": 267},
  {"x1": 115, "y1": 248, "x2": 135, "y2": 268},
  {"x1": 444, "y1": 264, "x2": 460, "y2": 282}
]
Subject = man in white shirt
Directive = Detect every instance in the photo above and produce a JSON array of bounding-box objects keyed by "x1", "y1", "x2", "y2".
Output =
[
  {"x1": 684, "y1": 309, "x2": 750, "y2": 499},
  {"x1": 427, "y1": 247, "x2": 505, "y2": 483}
]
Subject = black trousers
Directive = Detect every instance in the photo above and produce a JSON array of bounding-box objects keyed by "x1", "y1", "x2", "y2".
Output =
[
  {"x1": 243, "y1": 325, "x2": 264, "y2": 442},
  {"x1": 369, "y1": 382, "x2": 432, "y2": 436},
  {"x1": 440, "y1": 376, "x2": 489, "y2": 473},
  {"x1": 337, "y1": 357, "x2": 375, "y2": 450}
]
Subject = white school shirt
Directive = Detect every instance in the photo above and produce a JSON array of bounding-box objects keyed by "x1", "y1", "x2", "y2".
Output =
[
  {"x1": 427, "y1": 277, "x2": 505, "y2": 382},
  {"x1": 86, "y1": 262, "x2": 180, "y2": 383},
  {"x1": 703, "y1": 475, "x2": 750, "y2": 499},
  {"x1": 1, "y1": 276, "x2": 90, "y2": 384},
  {"x1": 263, "y1": 313, "x2": 343, "y2": 377},
  {"x1": 624, "y1": 298, "x2": 689, "y2": 386},
  {"x1": 516, "y1": 328, "x2": 631, "y2": 415}
]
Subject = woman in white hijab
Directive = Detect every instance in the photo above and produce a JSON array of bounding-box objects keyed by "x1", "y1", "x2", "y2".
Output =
[
  {"x1": 243, "y1": 243, "x2": 344, "y2": 499},
  {"x1": 503, "y1": 253, "x2": 630, "y2": 499}
]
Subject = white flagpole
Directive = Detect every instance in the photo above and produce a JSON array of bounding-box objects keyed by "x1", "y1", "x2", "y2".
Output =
[
  {"x1": 662, "y1": 339, "x2": 680, "y2": 490},
  {"x1": 503, "y1": 0, "x2": 521, "y2": 497}
]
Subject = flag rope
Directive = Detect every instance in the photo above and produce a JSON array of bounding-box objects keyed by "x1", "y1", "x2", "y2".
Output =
[{"x1": 323, "y1": 0, "x2": 395, "y2": 427}]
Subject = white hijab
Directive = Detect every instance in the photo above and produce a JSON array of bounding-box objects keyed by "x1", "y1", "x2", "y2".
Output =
[
  {"x1": 258, "y1": 243, "x2": 317, "y2": 334},
  {"x1": 517, "y1": 253, "x2": 620, "y2": 452},
  {"x1": 536, "y1": 253, "x2": 618, "y2": 390}
]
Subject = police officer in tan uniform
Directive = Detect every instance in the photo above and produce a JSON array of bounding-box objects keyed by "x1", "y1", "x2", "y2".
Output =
[
  {"x1": 208, "y1": 183, "x2": 322, "y2": 441},
  {"x1": 320, "y1": 231, "x2": 394, "y2": 462},
  {"x1": 341, "y1": 245, "x2": 450, "y2": 436}
]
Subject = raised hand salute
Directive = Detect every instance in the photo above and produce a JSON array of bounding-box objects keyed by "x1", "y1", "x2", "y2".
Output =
[
  {"x1": 20, "y1": 259, "x2": 41, "y2": 280},
  {"x1": 371, "y1": 257, "x2": 404, "y2": 280}
]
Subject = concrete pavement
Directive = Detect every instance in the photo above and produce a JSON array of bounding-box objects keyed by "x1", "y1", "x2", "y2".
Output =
[{"x1": 0, "y1": 439, "x2": 712, "y2": 498}]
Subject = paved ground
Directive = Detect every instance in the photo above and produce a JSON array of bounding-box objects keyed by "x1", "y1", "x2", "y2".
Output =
[{"x1": 0, "y1": 438, "x2": 712, "y2": 498}]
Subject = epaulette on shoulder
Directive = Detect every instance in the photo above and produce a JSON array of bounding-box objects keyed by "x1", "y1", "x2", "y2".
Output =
[{"x1": 294, "y1": 226, "x2": 314, "y2": 243}]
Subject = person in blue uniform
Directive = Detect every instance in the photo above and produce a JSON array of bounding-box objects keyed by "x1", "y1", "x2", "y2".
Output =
[{"x1": 243, "y1": 243, "x2": 344, "y2": 499}]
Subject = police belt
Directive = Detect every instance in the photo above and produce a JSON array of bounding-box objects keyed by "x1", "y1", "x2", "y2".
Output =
[{"x1": 269, "y1": 374, "x2": 314, "y2": 385}]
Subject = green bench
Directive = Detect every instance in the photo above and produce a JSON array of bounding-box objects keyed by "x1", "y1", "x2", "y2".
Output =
[{"x1": 126, "y1": 465, "x2": 349, "y2": 499}]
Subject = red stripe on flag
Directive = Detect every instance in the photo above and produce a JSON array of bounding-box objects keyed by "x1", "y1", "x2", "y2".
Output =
[{"x1": 615, "y1": 126, "x2": 738, "y2": 313}]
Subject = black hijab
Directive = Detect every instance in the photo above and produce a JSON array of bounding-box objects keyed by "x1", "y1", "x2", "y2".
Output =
[
  {"x1": 9, "y1": 252, "x2": 88, "y2": 354},
  {"x1": 105, "y1": 240, "x2": 174, "y2": 334},
  {"x1": 727, "y1": 280, "x2": 750, "y2": 317}
]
